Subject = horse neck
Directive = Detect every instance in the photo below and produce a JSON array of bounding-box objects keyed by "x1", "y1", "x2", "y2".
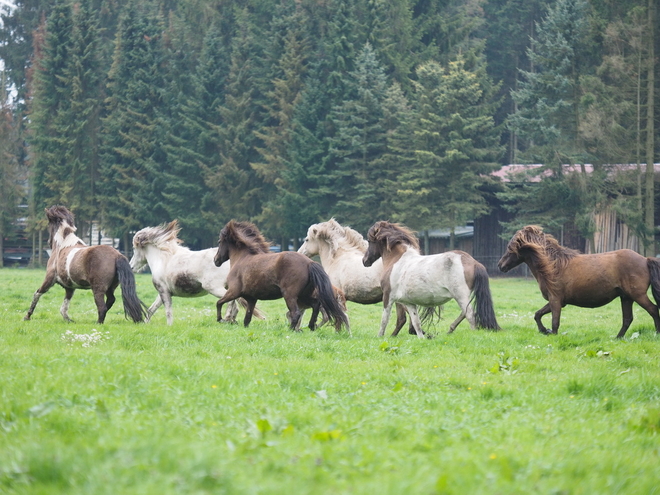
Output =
[
  {"x1": 522, "y1": 247, "x2": 561, "y2": 297},
  {"x1": 143, "y1": 243, "x2": 177, "y2": 276},
  {"x1": 380, "y1": 244, "x2": 416, "y2": 270}
]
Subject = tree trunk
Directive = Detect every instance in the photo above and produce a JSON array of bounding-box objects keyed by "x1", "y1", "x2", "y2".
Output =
[
  {"x1": 38, "y1": 229, "x2": 43, "y2": 267},
  {"x1": 644, "y1": 0, "x2": 656, "y2": 256}
]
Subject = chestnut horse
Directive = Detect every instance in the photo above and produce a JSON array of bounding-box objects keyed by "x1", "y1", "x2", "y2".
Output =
[
  {"x1": 363, "y1": 221, "x2": 500, "y2": 338},
  {"x1": 24, "y1": 205, "x2": 145, "y2": 323},
  {"x1": 213, "y1": 220, "x2": 349, "y2": 332},
  {"x1": 498, "y1": 225, "x2": 660, "y2": 338}
]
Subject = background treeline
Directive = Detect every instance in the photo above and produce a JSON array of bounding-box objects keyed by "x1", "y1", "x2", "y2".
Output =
[{"x1": 0, "y1": 0, "x2": 657, "y2": 254}]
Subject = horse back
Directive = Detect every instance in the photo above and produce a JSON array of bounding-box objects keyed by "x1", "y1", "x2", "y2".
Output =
[
  {"x1": 559, "y1": 249, "x2": 650, "y2": 307},
  {"x1": 388, "y1": 250, "x2": 468, "y2": 305},
  {"x1": 229, "y1": 251, "x2": 312, "y2": 300},
  {"x1": 60, "y1": 245, "x2": 122, "y2": 289}
]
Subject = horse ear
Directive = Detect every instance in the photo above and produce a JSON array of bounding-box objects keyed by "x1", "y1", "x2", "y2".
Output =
[{"x1": 312, "y1": 227, "x2": 317, "y2": 236}]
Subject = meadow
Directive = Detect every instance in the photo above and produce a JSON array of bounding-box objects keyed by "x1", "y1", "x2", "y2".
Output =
[{"x1": 1, "y1": 268, "x2": 659, "y2": 494}]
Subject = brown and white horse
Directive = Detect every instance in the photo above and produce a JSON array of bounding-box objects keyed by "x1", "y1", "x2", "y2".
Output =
[
  {"x1": 24, "y1": 206, "x2": 145, "y2": 323},
  {"x1": 498, "y1": 225, "x2": 660, "y2": 337},
  {"x1": 214, "y1": 220, "x2": 349, "y2": 332},
  {"x1": 363, "y1": 221, "x2": 500, "y2": 338}
]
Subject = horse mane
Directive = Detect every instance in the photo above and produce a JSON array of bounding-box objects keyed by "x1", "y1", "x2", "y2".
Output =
[
  {"x1": 312, "y1": 219, "x2": 368, "y2": 254},
  {"x1": 368, "y1": 221, "x2": 420, "y2": 252},
  {"x1": 133, "y1": 220, "x2": 183, "y2": 251},
  {"x1": 220, "y1": 220, "x2": 270, "y2": 254},
  {"x1": 509, "y1": 225, "x2": 580, "y2": 294},
  {"x1": 45, "y1": 205, "x2": 85, "y2": 249}
]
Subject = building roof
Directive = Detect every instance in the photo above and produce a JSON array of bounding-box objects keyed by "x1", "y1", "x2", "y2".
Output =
[{"x1": 493, "y1": 163, "x2": 660, "y2": 183}]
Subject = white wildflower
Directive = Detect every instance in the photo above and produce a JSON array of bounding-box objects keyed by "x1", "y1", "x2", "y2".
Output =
[{"x1": 61, "y1": 329, "x2": 110, "y2": 347}]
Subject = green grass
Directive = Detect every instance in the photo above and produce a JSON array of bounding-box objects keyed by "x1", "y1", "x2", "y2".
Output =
[{"x1": 1, "y1": 268, "x2": 659, "y2": 494}]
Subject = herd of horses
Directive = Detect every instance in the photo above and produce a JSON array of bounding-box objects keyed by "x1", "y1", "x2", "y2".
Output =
[{"x1": 23, "y1": 205, "x2": 660, "y2": 339}]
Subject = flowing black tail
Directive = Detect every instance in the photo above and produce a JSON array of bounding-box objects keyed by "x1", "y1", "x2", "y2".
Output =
[
  {"x1": 116, "y1": 257, "x2": 147, "y2": 323},
  {"x1": 471, "y1": 263, "x2": 500, "y2": 330},
  {"x1": 308, "y1": 262, "x2": 349, "y2": 332},
  {"x1": 647, "y1": 258, "x2": 660, "y2": 305}
]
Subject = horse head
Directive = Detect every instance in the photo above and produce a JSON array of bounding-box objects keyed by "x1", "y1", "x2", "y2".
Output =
[
  {"x1": 130, "y1": 220, "x2": 181, "y2": 271},
  {"x1": 363, "y1": 221, "x2": 419, "y2": 267},
  {"x1": 498, "y1": 225, "x2": 546, "y2": 272},
  {"x1": 299, "y1": 219, "x2": 344, "y2": 258},
  {"x1": 215, "y1": 220, "x2": 270, "y2": 266},
  {"x1": 45, "y1": 205, "x2": 81, "y2": 249}
]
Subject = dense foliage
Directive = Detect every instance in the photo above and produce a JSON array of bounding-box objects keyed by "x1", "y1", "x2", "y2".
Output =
[{"x1": 0, "y1": 0, "x2": 657, "y2": 250}]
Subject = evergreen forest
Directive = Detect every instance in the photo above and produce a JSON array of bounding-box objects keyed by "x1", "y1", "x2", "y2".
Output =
[{"x1": 0, "y1": 0, "x2": 657, "y2": 256}]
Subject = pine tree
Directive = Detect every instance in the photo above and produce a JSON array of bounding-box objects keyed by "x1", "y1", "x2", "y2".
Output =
[
  {"x1": 0, "y1": 76, "x2": 23, "y2": 267},
  {"x1": 398, "y1": 56, "x2": 502, "y2": 240},
  {"x1": 99, "y1": 1, "x2": 167, "y2": 237},
  {"x1": 61, "y1": 0, "x2": 103, "y2": 236},
  {"x1": 28, "y1": 0, "x2": 74, "y2": 216},
  {"x1": 202, "y1": 8, "x2": 265, "y2": 226},
  {"x1": 252, "y1": 6, "x2": 310, "y2": 242},
  {"x1": 327, "y1": 42, "x2": 389, "y2": 233},
  {"x1": 508, "y1": 0, "x2": 592, "y2": 168}
]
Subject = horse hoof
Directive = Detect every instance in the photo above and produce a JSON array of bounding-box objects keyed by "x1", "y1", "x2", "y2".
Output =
[{"x1": 23, "y1": 316, "x2": 31, "y2": 321}]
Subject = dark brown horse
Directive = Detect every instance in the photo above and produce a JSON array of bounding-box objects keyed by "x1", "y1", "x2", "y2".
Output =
[
  {"x1": 363, "y1": 221, "x2": 500, "y2": 337},
  {"x1": 213, "y1": 220, "x2": 349, "y2": 332},
  {"x1": 24, "y1": 206, "x2": 145, "y2": 323},
  {"x1": 498, "y1": 225, "x2": 660, "y2": 338}
]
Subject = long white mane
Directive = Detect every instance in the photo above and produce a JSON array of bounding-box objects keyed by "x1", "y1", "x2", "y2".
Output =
[
  {"x1": 310, "y1": 219, "x2": 368, "y2": 255},
  {"x1": 133, "y1": 220, "x2": 184, "y2": 253}
]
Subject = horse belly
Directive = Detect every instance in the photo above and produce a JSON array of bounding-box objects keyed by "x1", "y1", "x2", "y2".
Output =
[
  {"x1": 57, "y1": 248, "x2": 90, "y2": 289},
  {"x1": 171, "y1": 273, "x2": 207, "y2": 297},
  {"x1": 390, "y1": 276, "x2": 454, "y2": 306}
]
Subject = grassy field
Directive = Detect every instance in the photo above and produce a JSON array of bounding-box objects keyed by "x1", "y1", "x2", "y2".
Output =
[{"x1": 1, "y1": 267, "x2": 659, "y2": 494}]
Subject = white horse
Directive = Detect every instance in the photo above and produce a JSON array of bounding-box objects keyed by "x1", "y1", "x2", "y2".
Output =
[
  {"x1": 130, "y1": 220, "x2": 261, "y2": 325},
  {"x1": 363, "y1": 221, "x2": 500, "y2": 338},
  {"x1": 298, "y1": 219, "x2": 412, "y2": 335}
]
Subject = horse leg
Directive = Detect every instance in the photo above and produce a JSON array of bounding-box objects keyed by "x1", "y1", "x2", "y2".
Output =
[
  {"x1": 145, "y1": 296, "x2": 163, "y2": 323},
  {"x1": 391, "y1": 303, "x2": 407, "y2": 336},
  {"x1": 630, "y1": 293, "x2": 660, "y2": 336},
  {"x1": 616, "y1": 296, "x2": 635, "y2": 339},
  {"x1": 448, "y1": 312, "x2": 466, "y2": 334},
  {"x1": 285, "y1": 298, "x2": 303, "y2": 331},
  {"x1": 378, "y1": 301, "x2": 394, "y2": 337},
  {"x1": 60, "y1": 288, "x2": 76, "y2": 322},
  {"x1": 308, "y1": 304, "x2": 323, "y2": 332},
  {"x1": 105, "y1": 288, "x2": 116, "y2": 312},
  {"x1": 158, "y1": 292, "x2": 174, "y2": 325},
  {"x1": 216, "y1": 290, "x2": 240, "y2": 323},
  {"x1": 241, "y1": 297, "x2": 258, "y2": 327},
  {"x1": 404, "y1": 304, "x2": 426, "y2": 339},
  {"x1": 91, "y1": 289, "x2": 108, "y2": 324},
  {"x1": 549, "y1": 300, "x2": 562, "y2": 334},
  {"x1": 223, "y1": 300, "x2": 239, "y2": 323},
  {"x1": 448, "y1": 291, "x2": 475, "y2": 333},
  {"x1": 24, "y1": 271, "x2": 57, "y2": 320},
  {"x1": 534, "y1": 303, "x2": 552, "y2": 334}
]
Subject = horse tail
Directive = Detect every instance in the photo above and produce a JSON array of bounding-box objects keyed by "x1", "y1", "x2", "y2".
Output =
[
  {"x1": 308, "y1": 262, "x2": 350, "y2": 332},
  {"x1": 116, "y1": 256, "x2": 147, "y2": 323},
  {"x1": 471, "y1": 263, "x2": 500, "y2": 330},
  {"x1": 647, "y1": 258, "x2": 660, "y2": 306}
]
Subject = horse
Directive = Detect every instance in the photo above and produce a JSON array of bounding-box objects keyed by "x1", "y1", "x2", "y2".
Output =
[
  {"x1": 298, "y1": 219, "x2": 414, "y2": 336},
  {"x1": 213, "y1": 220, "x2": 349, "y2": 332},
  {"x1": 498, "y1": 225, "x2": 660, "y2": 338},
  {"x1": 130, "y1": 220, "x2": 264, "y2": 325},
  {"x1": 24, "y1": 205, "x2": 145, "y2": 324},
  {"x1": 363, "y1": 221, "x2": 500, "y2": 338}
]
